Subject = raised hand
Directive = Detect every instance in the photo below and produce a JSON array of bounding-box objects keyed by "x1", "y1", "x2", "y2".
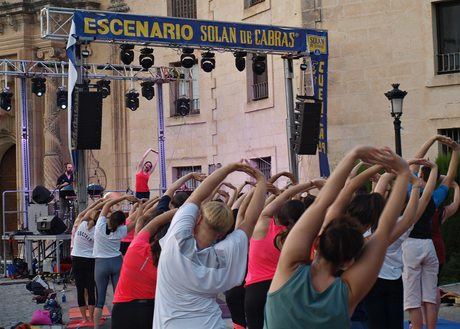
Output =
[{"x1": 191, "y1": 172, "x2": 207, "y2": 182}]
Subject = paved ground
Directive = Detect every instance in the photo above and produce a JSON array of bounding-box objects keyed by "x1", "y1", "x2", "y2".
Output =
[{"x1": 1, "y1": 277, "x2": 459, "y2": 328}]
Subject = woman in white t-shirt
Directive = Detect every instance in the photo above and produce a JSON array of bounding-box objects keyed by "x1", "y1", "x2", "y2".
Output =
[
  {"x1": 71, "y1": 198, "x2": 107, "y2": 324},
  {"x1": 92, "y1": 195, "x2": 139, "y2": 329}
]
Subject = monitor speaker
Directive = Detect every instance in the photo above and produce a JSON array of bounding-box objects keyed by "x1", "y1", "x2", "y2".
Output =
[
  {"x1": 72, "y1": 91, "x2": 103, "y2": 150},
  {"x1": 37, "y1": 215, "x2": 67, "y2": 235}
]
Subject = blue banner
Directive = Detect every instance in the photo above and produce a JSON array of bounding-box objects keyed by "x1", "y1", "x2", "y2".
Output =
[
  {"x1": 307, "y1": 31, "x2": 330, "y2": 177},
  {"x1": 72, "y1": 11, "x2": 309, "y2": 53}
]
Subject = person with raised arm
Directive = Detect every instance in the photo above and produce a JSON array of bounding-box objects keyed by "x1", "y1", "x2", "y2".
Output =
[
  {"x1": 93, "y1": 195, "x2": 139, "y2": 329},
  {"x1": 71, "y1": 198, "x2": 108, "y2": 325},
  {"x1": 135, "y1": 148, "x2": 158, "y2": 199},
  {"x1": 264, "y1": 146, "x2": 410, "y2": 329},
  {"x1": 245, "y1": 180, "x2": 319, "y2": 329},
  {"x1": 366, "y1": 159, "x2": 438, "y2": 329},
  {"x1": 153, "y1": 162, "x2": 267, "y2": 329},
  {"x1": 112, "y1": 209, "x2": 177, "y2": 329},
  {"x1": 155, "y1": 172, "x2": 206, "y2": 214},
  {"x1": 403, "y1": 138, "x2": 459, "y2": 329}
]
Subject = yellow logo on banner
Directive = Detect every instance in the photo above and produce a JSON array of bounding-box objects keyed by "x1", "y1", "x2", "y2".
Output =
[{"x1": 307, "y1": 35, "x2": 327, "y2": 55}]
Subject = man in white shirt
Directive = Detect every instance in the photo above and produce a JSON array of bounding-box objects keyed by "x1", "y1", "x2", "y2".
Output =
[{"x1": 153, "y1": 162, "x2": 267, "y2": 329}]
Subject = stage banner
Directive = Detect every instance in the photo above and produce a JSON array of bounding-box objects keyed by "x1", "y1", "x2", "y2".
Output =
[
  {"x1": 71, "y1": 10, "x2": 309, "y2": 53},
  {"x1": 307, "y1": 31, "x2": 330, "y2": 177}
]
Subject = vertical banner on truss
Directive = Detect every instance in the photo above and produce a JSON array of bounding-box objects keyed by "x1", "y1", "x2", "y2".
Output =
[{"x1": 307, "y1": 31, "x2": 330, "y2": 177}]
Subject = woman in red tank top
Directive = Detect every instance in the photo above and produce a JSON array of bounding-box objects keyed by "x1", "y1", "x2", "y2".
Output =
[
  {"x1": 244, "y1": 178, "x2": 321, "y2": 329},
  {"x1": 135, "y1": 148, "x2": 158, "y2": 199}
]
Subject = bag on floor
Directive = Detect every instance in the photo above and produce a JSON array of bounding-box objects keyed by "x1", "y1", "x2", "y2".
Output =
[
  {"x1": 44, "y1": 298, "x2": 63, "y2": 324},
  {"x1": 30, "y1": 309, "x2": 52, "y2": 325}
]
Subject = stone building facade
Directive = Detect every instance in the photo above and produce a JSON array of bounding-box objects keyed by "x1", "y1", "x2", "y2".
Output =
[{"x1": 0, "y1": 0, "x2": 459, "y2": 235}]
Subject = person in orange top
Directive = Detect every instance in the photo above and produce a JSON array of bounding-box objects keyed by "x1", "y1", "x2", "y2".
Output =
[{"x1": 135, "y1": 148, "x2": 158, "y2": 199}]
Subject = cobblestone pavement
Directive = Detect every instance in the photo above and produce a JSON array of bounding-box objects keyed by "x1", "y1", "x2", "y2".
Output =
[
  {"x1": 1, "y1": 278, "x2": 459, "y2": 328},
  {"x1": 0, "y1": 278, "x2": 233, "y2": 328}
]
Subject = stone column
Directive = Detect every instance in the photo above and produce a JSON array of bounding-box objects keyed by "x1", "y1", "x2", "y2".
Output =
[{"x1": 37, "y1": 46, "x2": 66, "y2": 189}]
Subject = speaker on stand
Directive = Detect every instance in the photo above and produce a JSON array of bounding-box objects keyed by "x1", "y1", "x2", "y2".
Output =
[{"x1": 290, "y1": 97, "x2": 322, "y2": 155}]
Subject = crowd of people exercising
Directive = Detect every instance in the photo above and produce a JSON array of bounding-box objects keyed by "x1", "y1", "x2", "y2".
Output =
[{"x1": 69, "y1": 135, "x2": 459, "y2": 329}]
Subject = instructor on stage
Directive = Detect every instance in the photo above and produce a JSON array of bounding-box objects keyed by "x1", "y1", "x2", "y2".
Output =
[{"x1": 135, "y1": 148, "x2": 158, "y2": 199}]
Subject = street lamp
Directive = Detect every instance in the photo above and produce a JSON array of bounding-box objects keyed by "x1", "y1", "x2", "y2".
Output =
[{"x1": 384, "y1": 83, "x2": 407, "y2": 156}]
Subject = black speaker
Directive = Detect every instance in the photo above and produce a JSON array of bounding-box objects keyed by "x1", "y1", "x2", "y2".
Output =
[
  {"x1": 37, "y1": 215, "x2": 67, "y2": 235},
  {"x1": 32, "y1": 185, "x2": 54, "y2": 204},
  {"x1": 72, "y1": 91, "x2": 103, "y2": 150},
  {"x1": 291, "y1": 99, "x2": 322, "y2": 155}
]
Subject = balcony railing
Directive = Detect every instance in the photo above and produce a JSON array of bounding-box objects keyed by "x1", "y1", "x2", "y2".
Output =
[
  {"x1": 252, "y1": 81, "x2": 269, "y2": 101},
  {"x1": 437, "y1": 52, "x2": 460, "y2": 74}
]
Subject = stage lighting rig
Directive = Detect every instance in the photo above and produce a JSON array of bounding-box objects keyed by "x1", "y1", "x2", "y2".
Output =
[
  {"x1": 234, "y1": 51, "x2": 247, "y2": 71},
  {"x1": 126, "y1": 89, "x2": 139, "y2": 111},
  {"x1": 56, "y1": 87, "x2": 67, "y2": 110},
  {"x1": 120, "y1": 44, "x2": 135, "y2": 65},
  {"x1": 0, "y1": 87, "x2": 12, "y2": 111},
  {"x1": 252, "y1": 55, "x2": 267, "y2": 75},
  {"x1": 31, "y1": 77, "x2": 46, "y2": 97},
  {"x1": 141, "y1": 81, "x2": 155, "y2": 100},
  {"x1": 139, "y1": 48, "x2": 154, "y2": 69},
  {"x1": 201, "y1": 52, "x2": 215, "y2": 73},
  {"x1": 181, "y1": 48, "x2": 196, "y2": 68},
  {"x1": 176, "y1": 97, "x2": 190, "y2": 116},
  {"x1": 96, "y1": 80, "x2": 111, "y2": 98}
]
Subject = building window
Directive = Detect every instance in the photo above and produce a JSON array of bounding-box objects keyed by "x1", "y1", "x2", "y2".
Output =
[
  {"x1": 170, "y1": 63, "x2": 200, "y2": 116},
  {"x1": 435, "y1": 1, "x2": 460, "y2": 74},
  {"x1": 208, "y1": 163, "x2": 222, "y2": 174},
  {"x1": 247, "y1": 54, "x2": 269, "y2": 101},
  {"x1": 245, "y1": 0, "x2": 265, "y2": 8},
  {"x1": 170, "y1": 0, "x2": 197, "y2": 18},
  {"x1": 250, "y1": 157, "x2": 271, "y2": 180},
  {"x1": 173, "y1": 165, "x2": 202, "y2": 189},
  {"x1": 438, "y1": 128, "x2": 460, "y2": 154}
]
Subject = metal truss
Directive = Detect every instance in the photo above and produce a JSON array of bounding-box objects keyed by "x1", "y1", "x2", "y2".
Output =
[{"x1": 0, "y1": 59, "x2": 186, "y2": 83}]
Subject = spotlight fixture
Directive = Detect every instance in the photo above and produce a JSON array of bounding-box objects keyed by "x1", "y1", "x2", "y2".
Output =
[
  {"x1": 181, "y1": 48, "x2": 196, "y2": 68},
  {"x1": 96, "y1": 80, "x2": 111, "y2": 98},
  {"x1": 139, "y1": 48, "x2": 154, "y2": 69},
  {"x1": 0, "y1": 87, "x2": 13, "y2": 111},
  {"x1": 234, "y1": 51, "x2": 247, "y2": 72},
  {"x1": 141, "y1": 81, "x2": 155, "y2": 100},
  {"x1": 125, "y1": 90, "x2": 139, "y2": 111},
  {"x1": 56, "y1": 87, "x2": 68, "y2": 110},
  {"x1": 201, "y1": 52, "x2": 215, "y2": 73},
  {"x1": 176, "y1": 97, "x2": 190, "y2": 116},
  {"x1": 252, "y1": 55, "x2": 267, "y2": 75},
  {"x1": 120, "y1": 44, "x2": 135, "y2": 65},
  {"x1": 31, "y1": 77, "x2": 46, "y2": 97}
]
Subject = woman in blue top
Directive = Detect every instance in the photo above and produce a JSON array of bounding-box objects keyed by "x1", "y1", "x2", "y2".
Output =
[{"x1": 264, "y1": 146, "x2": 411, "y2": 329}]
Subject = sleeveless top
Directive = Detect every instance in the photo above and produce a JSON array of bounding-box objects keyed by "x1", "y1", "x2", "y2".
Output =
[
  {"x1": 135, "y1": 171, "x2": 151, "y2": 193},
  {"x1": 245, "y1": 218, "x2": 285, "y2": 287},
  {"x1": 409, "y1": 198, "x2": 436, "y2": 239},
  {"x1": 264, "y1": 265, "x2": 350, "y2": 329}
]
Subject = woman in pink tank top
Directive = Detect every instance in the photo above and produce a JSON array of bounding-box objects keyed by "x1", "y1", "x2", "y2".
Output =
[{"x1": 244, "y1": 180, "x2": 321, "y2": 329}]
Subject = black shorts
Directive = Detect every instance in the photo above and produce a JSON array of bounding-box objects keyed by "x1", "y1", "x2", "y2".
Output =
[
  {"x1": 112, "y1": 299, "x2": 155, "y2": 329},
  {"x1": 135, "y1": 191, "x2": 150, "y2": 200}
]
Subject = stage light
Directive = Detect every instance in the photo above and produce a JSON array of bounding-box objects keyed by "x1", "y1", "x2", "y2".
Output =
[
  {"x1": 234, "y1": 51, "x2": 247, "y2": 71},
  {"x1": 0, "y1": 87, "x2": 13, "y2": 111},
  {"x1": 141, "y1": 81, "x2": 155, "y2": 100},
  {"x1": 31, "y1": 77, "x2": 46, "y2": 97},
  {"x1": 56, "y1": 87, "x2": 67, "y2": 110},
  {"x1": 139, "y1": 48, "x2": 154, "y2": 69},
  {"x1": 181, "y1": 48, "x2": 196, "y2": 68},
  {"x1": 201, "y1": 52, "x2": 215, "y2": 73},
  {"x1": 96, "y1": 80, "x2": 111, "y2": 98},
  {"x1": 176, "y1": 97, "x2": 190, "y2": 116},
  {"x1": 120, "y1": 44, "x2": 135, "y2": 65},
  {"x1": 252, "y1": 55, "x2": 266, "y2": 75},
  {"x1": 125, "y1": 90, "x2": 139, "y2": 111}
]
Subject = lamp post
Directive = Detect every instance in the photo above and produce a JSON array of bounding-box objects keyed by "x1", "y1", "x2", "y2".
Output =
[{"x1": 384, "y1": 83, "x2": 407, "y2": 156}]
